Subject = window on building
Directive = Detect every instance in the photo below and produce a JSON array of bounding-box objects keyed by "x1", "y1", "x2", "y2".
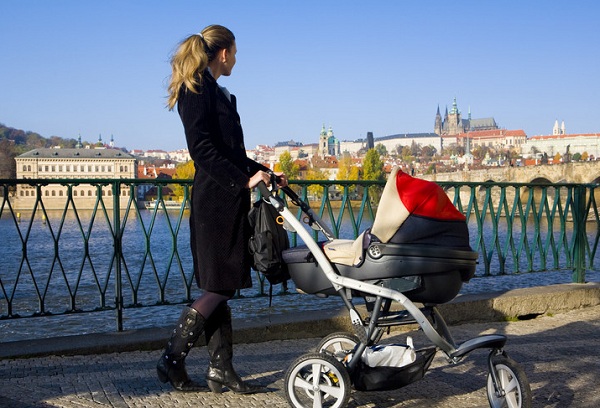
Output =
[
  {"x1": 59, "y1": 190, "x2": 63, "y2": 196},
  {"x1": 88, "y1": 190, "x2": 92, "y2": 196},
  {"x1": 74, "y1": 190, "x2": 78, "y2": 197},
  {"x1": 51, "y1": 190, "x2": 56, "y2": 196}
]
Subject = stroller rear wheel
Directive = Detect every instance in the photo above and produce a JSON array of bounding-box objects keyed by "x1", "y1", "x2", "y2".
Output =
[
  {"x1": 285, "y1": 352, "x2": 351, "y2": 408},
  {"x1": 316, "y1": 332, "x2": 360, "y2": 362},
  {"x1": 486, "y1": 354, "x2": 532, "y2": 408}
]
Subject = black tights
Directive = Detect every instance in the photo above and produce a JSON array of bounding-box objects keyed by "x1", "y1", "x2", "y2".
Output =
[{"x1": 190, "y1": 290, "x2": 235, "y2": 319}]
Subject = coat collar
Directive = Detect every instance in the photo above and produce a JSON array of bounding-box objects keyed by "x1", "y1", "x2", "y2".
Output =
[{"x1": 204, "y1": 69, "x2": 237, "y2": 113}]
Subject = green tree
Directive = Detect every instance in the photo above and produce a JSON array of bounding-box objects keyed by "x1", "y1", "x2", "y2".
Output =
[
  {"x1": 0, "y1": 139, "x2": 16, "y2": 178},
  {"x1": 375, "y1": 143, "x2": 387, "y2": 157},
  {"x1": 421, "y1": 145, "x2": 437, "y2": 158},
  {"x1": 400, "y1": 145, "x2": 413, "y2": 163},
  {"x1": 362, "y1": 148, "x2": 385, "y2": 202}
]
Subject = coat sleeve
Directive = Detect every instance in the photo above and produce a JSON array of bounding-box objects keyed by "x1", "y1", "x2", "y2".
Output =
[{"x1": 178, "y1": 86, "x2": 250, "y2": 195}]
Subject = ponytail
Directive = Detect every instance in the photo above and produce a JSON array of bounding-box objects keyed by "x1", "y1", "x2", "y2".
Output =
[{"x1": 166, "y1": 25, "x2": 235, "y2": 110}]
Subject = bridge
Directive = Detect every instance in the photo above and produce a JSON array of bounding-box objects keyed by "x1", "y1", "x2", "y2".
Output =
[{"x1": 421, "y1": 161, "x2": 600, "y2": 184}]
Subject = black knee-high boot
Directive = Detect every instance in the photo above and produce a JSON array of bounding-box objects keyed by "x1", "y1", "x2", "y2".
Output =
[
  {"x1": 157, "y1": 306, "x2": 206, "y2": 391},
  {"x1": 204, "y1": 303, "x2": 265, "y2": 394}
]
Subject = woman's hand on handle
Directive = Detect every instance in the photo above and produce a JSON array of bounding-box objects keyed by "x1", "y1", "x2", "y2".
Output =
[
  {"x1": 247, "y1": 171, "x2": 272, "y2": 189},
  {"x1": 273, "y1": 171, "x2": 288, "y2": 188}
]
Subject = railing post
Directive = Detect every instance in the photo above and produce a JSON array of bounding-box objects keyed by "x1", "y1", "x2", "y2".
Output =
[
  {"x1": 572, "y1": 185, "x2": 587, "y2": 283},
  {"x1": 113, "y1": 180, "x2": 124, "y2": 331}
]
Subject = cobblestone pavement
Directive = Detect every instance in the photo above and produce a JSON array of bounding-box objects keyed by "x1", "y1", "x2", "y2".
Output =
[{"x1": 1, "y1": 305, "x2": 599, "y2": 408}]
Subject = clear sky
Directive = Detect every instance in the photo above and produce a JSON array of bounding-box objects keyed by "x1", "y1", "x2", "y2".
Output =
[{"x1": 1, "y1": 0, "x2": 598, "y2": 152}]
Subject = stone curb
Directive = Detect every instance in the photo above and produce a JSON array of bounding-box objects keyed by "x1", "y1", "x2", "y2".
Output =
[{"x1": 1, "y1": 282, "x2": 598, "y2": 359}]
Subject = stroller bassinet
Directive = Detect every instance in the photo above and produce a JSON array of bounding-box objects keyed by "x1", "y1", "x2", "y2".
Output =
[{"x1": 282, "y1": 168, "x2": 478, "y2": 304}]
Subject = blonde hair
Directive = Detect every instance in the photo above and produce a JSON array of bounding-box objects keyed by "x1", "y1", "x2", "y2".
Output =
[{"x1": 166, "y1": 25, "x2": 235, "y2": 110}]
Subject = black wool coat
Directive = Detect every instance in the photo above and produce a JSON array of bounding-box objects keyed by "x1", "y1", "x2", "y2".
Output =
[{"x1": 178, "y1": 71, "x2": 267, "y2": 291}]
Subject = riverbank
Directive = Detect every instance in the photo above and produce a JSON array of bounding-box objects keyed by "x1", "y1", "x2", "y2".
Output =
[{"x1": 1, "y1": 282, "x2": 598, "y2": 359}]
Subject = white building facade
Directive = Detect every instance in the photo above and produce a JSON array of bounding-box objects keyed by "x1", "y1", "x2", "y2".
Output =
[
  {"x1": 14, "y1": 147, "x2": 137, "y2": 210},
  {"x1": 525, "y1": 133, "x2": 600, "y2": 159}
]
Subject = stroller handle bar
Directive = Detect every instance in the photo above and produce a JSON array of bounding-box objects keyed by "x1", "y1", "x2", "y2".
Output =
[{"x1": 257, "y1": 179, "x2": 335, "y2": 240}]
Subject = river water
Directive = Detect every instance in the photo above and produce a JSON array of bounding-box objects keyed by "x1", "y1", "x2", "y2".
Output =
[{"x1": 0, "y1": 207, "x2": 598, "y2": 342}]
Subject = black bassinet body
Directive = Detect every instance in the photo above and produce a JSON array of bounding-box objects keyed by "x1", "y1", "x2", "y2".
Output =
[
  {"x1": 283, "y1": 242, "x2": 477, "y2": 303},
  {"x1": 282, "y1": 169, "x2": 478, "y2": 304}
]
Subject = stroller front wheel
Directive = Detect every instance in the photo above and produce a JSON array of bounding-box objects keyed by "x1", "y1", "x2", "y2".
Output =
[
  {"x1": 285, "y1": 352, "x2": 351, "y2": 408},
  {"x1": 487, "y1": 354, "x2": 532, "y2": 408}
]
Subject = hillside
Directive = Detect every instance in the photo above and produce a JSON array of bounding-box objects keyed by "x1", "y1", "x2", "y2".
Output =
[{"x1": 0, "y1": 123, "x2": 79, "y2": 178}]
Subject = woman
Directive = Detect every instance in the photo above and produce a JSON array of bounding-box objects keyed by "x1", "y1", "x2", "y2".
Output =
[{"x1": 157, "y1": 24, "x2": 287, "y2": 394}]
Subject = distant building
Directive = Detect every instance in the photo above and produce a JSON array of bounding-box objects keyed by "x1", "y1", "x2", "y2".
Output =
[
  {"x1": 376, "y1": 133, "x2": 442, "y2": 155},
  {"x1": 144, "y1": 149, "x2": 170, "y2": 160},
  {"x1": 450, "y1": 129, "x2": 527, "y2": 152},
  {"x1": 525, "y1": 132, "x2": 600, "y2": 159},
  {"x1": 434, "y1": 98, "x2": 499, "y2": 135},
  {"x1": 13, "y1": 147, "x2": 137, "y2": 210},
  {"x1": 552, "y1": 120, "x2": 566, "y2": 135},
  {"x1": 168, "y1": 149, "x2": 191, "y2": 162},
  {"x1": 318, "y1": 125, "x2": 340, "y2": 158}
]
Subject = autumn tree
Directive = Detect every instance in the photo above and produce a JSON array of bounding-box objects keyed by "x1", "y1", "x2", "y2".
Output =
[
  {"x1": 337, "y1": 153, "x2": 359, "y2": 196},
  {"x1": 170, "y1": 160, "x2": 195, "y2": 199},
  {"x1": 305, "y1": 167, "x2": 330, "y2": 200},
  {"x1": 337, "y1": 153, "x2": 359, "y2": 181},
  {"x1": 553, "y1": 152, "x2": 562, "y2": 163},
  {"x1": 274, "y1": 151, "x2": 299, "y2": 180}
]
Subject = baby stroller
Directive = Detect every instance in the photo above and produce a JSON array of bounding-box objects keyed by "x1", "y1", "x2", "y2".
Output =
[{"x1": 258, "y1": 167, "x2": 531, "y2": 408}]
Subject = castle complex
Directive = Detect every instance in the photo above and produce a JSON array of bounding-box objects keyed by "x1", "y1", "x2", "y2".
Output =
[{"x1": 434, "y1": 97, "x2": 498, "y2": 135}]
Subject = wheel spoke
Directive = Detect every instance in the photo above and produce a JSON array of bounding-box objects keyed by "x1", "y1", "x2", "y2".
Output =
[
  {"x1": 312, "y1": 389, "x2": 322, "y2": 408},
  {"x1": 312, "y1": 363, "x2": 323, "y2": 388},
  {"x1": 292, "y1": 375, "x2": 312, "y2": 391},
  {"x1": 332, "y1": 343, "x2": 344, "y2": 352},
  {"x1": 506, "y1": 391, "x2": 520, "y2": 408},
  {"x1": 320, "y1": 383, "x2": 343, "y2": 399},
  {"x1": 503, "y1": 376, "x2": 519, "y2": 394}
]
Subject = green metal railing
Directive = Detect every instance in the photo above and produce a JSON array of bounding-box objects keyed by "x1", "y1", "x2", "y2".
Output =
[{"x1": 0, "y1": 178, "x2": 598, "y2": 332}]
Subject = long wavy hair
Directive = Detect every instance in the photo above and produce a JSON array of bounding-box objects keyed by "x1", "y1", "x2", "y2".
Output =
[{"x1": 166, "y1": 25, "x2": 235, "y2": 110}]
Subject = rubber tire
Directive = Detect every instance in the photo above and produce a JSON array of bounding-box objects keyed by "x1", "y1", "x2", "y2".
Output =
[
  {"x1": 487, "y1": 355, "x2": 532, "y2": 408},
  {"x1": 285, "y1": 352, "x2": 351, "y2": 408},
  {"x1": 316, "y1": 332, "x2": 360, "y2": 362}
]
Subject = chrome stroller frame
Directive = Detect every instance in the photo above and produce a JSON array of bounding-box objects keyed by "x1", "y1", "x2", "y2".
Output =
[{"x1": 258, "y1": 181, "x2": 531, "y2": 408}]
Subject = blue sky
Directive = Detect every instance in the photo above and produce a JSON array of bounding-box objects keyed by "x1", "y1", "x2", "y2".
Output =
[{"x1": 1, "y1": 0, "x2": 598, "y2": 152}]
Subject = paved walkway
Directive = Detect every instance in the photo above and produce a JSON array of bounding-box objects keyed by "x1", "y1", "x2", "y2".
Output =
[{"x1": 1, "y1": 304, "x2": 599, "y2": 407}]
